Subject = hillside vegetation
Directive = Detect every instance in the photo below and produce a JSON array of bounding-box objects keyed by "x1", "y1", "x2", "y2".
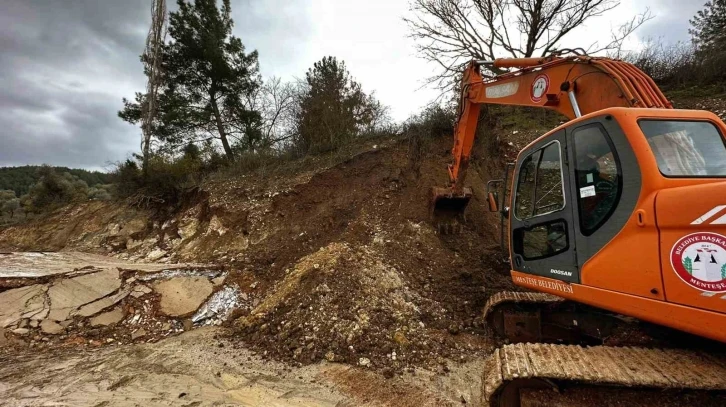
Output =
[{"x1": 0, "y1": 166, "x2": 110, "y2": 197}]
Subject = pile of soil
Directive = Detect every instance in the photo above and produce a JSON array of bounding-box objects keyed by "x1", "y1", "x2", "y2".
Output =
[{"x1": 224, "y1": 137, "x2": 519, "y2": 372}]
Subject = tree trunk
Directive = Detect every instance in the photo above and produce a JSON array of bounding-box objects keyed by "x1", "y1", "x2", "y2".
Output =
[
  {"x1": 141, "y1": 124, "x2": 152, "y2": 176},
  {"x1": 210, "y1": 95, "x2": 234, "y2": 159}
]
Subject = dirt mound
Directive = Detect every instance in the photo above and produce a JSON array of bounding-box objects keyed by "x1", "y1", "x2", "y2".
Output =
[
  {"x1": 236, "y1": 238, "x2": 495, "y2": 373},
  {"x1": 218, "y1": 137, "x2": 520, "y2": 372}
]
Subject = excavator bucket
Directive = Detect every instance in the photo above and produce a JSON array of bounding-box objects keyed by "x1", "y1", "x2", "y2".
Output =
[{"x1": 430, "y1": 186, "x2": 472, "y2": 233}]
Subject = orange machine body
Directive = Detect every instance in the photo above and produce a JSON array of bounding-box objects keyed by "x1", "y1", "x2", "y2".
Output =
[
  {"x1": 507, "y1": 107, "x2": 726, "y2": 343},
  {"x1": 439, "y1": 54, "x2": 726, "y2": 343}
]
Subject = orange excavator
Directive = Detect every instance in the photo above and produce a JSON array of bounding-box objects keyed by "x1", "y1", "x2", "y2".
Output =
[{"x1": 433, "y1": 51, "x2": 726, "y2": 406}]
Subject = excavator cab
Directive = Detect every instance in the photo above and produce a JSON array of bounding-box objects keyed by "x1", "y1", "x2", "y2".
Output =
[{"x1": 487, "y1": 107, "x2": 726, "y2": 342}]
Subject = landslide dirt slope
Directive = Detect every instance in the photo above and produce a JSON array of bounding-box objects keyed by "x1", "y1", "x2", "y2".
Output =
[{"x1": 0, "y1": 135, "x2": 519, "y2": 374}]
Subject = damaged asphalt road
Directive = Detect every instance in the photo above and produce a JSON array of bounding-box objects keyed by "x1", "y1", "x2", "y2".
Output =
[{"x1": 0, "y1": 252, "x2": 244, "y2": 346}]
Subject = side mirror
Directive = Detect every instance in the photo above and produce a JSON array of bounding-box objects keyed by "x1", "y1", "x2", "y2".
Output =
[{"x1": 487, "y1": 192, "x2": 499, "y2": 212}]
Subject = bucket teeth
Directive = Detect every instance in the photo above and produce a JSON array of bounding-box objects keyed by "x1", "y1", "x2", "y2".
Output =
[
  {"x1": 430, "y1": 186, "x2": 472, "y2": 234},
  {"x1": 437, "y1": 220, "x2": 465, "y2": 235}
]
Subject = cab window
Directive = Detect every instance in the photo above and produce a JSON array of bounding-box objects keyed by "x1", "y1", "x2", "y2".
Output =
[
  {"x1": 514, "y1": 220, "x2": 569, "y2": 260},
  {"x1": 639, "y1": 120, "x2": 726, "y2": 177},
  {"x1": 514, "y1": 141, "x2": 565, "y2": 220},
  {"x1": 573, "y1": 124, "x2": 621, "y2": 235}
]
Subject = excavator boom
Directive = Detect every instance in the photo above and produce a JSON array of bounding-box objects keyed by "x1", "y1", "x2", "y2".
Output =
[{"x1": 432, "y1": 54, "x2": 672, "y2": 218}]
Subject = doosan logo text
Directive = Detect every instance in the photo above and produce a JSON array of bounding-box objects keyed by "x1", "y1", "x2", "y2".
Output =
[{"x1": 550, "y1": 269, "x2": 573, "y2": 277}]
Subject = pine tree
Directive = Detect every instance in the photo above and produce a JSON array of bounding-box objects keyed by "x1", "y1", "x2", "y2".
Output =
[
  {"x1": 120, "y1": 0, "x2": 262, "y2": 159},
  {"x1": 721, "y1": 263, "x2": 726, "y2": 279},
  {"x1": 295, "y1": 57, "x2": 384, "y2": 153},
  {"x1": 690, "y1": 1, "x2": 726, "y2": 50}
]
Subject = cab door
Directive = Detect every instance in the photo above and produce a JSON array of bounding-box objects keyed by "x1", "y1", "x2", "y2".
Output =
[
  {"x1": 564, "y1": 115, "x2": 659, "y2": 299},
  {"x1": 510, "y1": 130, "x2": 580, "y2": 283}
]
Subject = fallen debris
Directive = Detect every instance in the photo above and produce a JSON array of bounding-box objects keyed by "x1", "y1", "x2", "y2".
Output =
[
  {"x1": 131, "y1": 328, "x2": 147, "y2": 340},
  {"x1": 192, "y1": 284, "x2": 243, "y2": 325},
  {"x1": 0, "y1": 284, "x2": 47, "y2": 327},
  {"x1": 40, "y1": 319, "x2": 64, "y2": 335},
  {"x1": 90, "y1": 307, "x2": 125, "y2": 327},
  {"x1": 47, "y1": 269, "x2": 121, "y2": 321},
  {"x1": 74, "y1": 287, "x2": 131, "y2": 317},
  {"x1": 154, "y1": 276, "x2": 214, "y2": 317},
  {"x1": 130, "y1": 284, "x2": 152, "y2": 298}
]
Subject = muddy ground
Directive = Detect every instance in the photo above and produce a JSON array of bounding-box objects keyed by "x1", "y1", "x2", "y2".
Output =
[
  {"x1": 0, "y1": 327, "x2": 484, "y2": 406},
  {"x1": 0, "y1": 252, "x2": 485, "y2": 406}
]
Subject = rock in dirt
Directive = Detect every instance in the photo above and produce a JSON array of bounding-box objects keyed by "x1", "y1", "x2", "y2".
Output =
[
  {"x1": 118, "y1": 219, "x2": 146, "y2": 237},
  {"x1": 47, "y1": 269, "x2": 121, "y2": 321},
  {"x1": 0, "y1": 284, "x2": 48, "y2": 327},
  {"x1": 90, "y1": 307, "x2": 125, "y2": 327},
  {"x1": 131, "y1": 328, "x2": 147, "y2": 340},
  {"x1": 40, "y1": 320, "x2": 65, "y2": 335},
  {"x1": 207, "y1": 215, "x2": 228, "y2": 236},
  {"x1": 130, "y1": 284, "x2": 153, "y2": 298},
  {"x1": 12, "y1": 328, "x2": 29, "y2": 335},
  {"x1": 178, "y1": 218, "x2": 199, "y2": 241},
  {"x1": 154, "y1": 277, "x2": 213, "y2": 317},
  {"x1": 146, "y1": 249, "x2": 167, "y2": 261},
  {"x1": 183, "y1": 319, "x2": 193, "y2": 331}
]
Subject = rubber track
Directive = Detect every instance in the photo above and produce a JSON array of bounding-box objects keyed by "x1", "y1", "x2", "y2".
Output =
[
  {"x1": 482, "y1": 291, "x2": 564, "y2": 319},
  {"x1": 483, "y1": 343, "x2": 726, "y2": 406}
]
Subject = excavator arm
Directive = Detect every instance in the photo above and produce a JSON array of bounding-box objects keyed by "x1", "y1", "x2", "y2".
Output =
[{"x1": 433, "y1": 54, "x2": 672, "y2": 217}]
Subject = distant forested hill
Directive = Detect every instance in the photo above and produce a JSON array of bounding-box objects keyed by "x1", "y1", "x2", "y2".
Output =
[{"x1": 0, "y1": 166, "x2": 111, "y2": 197}]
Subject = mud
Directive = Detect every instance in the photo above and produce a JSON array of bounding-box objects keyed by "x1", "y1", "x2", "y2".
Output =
[{"x1": 0, "y1": 327, "x2": 484, "y2": 406}]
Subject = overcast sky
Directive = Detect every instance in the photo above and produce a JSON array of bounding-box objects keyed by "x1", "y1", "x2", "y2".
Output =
[{"x1": 0, "y1": 0, "x2": 705, "y2": 170}]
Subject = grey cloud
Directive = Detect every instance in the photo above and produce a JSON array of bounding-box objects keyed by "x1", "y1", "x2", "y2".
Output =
[
  {"x1": 637, "y1": 0, "x2": 704, "y2": 43},
  {"x1": 0, "y1": 0, "x2": 150, "y2": 170},
  {"x1": 0, "y1": 0, "x2": 313, "y2": 170}
]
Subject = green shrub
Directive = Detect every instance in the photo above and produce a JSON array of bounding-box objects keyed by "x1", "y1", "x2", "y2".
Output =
[
  {"x1": 21, "y1": 166, "x2": 91, "y2": 213},
  {"x1": 111, "y1": 151, "x2": 205, "y2": 209}
]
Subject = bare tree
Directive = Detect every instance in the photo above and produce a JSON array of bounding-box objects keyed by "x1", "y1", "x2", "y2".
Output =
[
  {"x1": 141, "y1": 0, "x2": 167, "y2": 172},
  {"x1": 405, "y1": 0, "x2": 652, "y2": 93},
  {"x1": 233, "y1": 76, "x2": 298, "y2": 151},
  {"x1": 259, "y1": 77, "x2": 298, "y2": 147}
]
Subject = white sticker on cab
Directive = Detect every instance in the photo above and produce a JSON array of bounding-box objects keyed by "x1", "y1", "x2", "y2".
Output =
[{"x1": 580, "y1": 185, "x2": 596, "y2": 198}]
